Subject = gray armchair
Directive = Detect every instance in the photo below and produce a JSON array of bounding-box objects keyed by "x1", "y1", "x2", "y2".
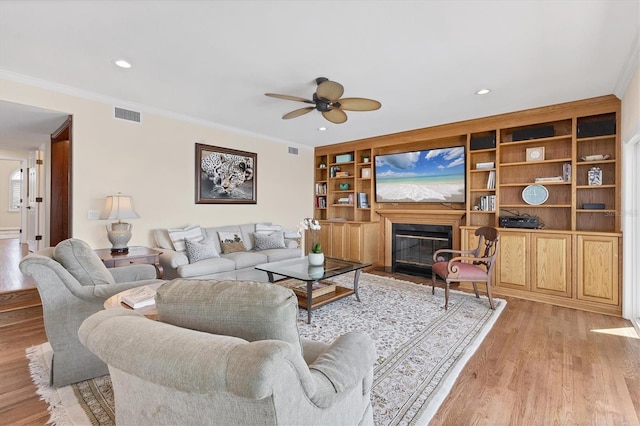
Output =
[
  {"x1": 19, "y1": 238, "x2": 164, "y2": 387},
  {"x1": 79, "y1": 279, "x2": 376, "y2": 426}
]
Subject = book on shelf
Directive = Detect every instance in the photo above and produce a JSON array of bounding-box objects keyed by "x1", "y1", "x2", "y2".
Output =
[
  {"x1": 292, "y1": 282, "x2": 336, "y2": 298},
  {"x1": 476, "y1": 162, "x2": 495, "y2": 169},
  {"x1": 357, "y1": 192, "x2": 369, "y2": 208},
  {"x1": 478, "y1": 195, "x2": 496, "y2": 211},
  {"x1": 486, "y1": 170, "x2": 496, "y2": 189},
  {"x1": 121, "y1": 285, "x2": 156, "y2": 309},
  {"x1": 534, "y1": 176, "x2": 563, "y2": 183}
]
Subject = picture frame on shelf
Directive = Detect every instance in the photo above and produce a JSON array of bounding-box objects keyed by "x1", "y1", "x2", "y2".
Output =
[
  {"x1": 195, "y1": 143, "x2": 257, "y2": 204},
  {"x1": 361, "y1": 168, "x2": 371, "y2": 178},
  {"x1": 526, "y1": 147, "x2": 545, "y2": 162}
]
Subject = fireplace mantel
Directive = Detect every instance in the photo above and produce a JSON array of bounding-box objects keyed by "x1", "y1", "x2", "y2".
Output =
[{"x1": 377, "y1": 210, "x2": 466, "y2": 268}]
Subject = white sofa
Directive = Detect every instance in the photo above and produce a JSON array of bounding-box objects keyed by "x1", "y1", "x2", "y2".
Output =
[{"x1": 153, "y1": 223, "x2": 302, "y2": 281}]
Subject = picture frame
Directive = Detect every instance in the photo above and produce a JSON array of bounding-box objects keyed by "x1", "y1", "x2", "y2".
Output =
[
  {"x1": 195, "y1": 143, "x2": 257, "y2": 204},
  {"x1": 526, "y1": 146, "x2": 545, "y2": 162}
]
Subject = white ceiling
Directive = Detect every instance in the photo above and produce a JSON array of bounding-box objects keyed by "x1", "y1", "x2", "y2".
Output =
[{"x1": 0, "y1": 1, "x2": 638, "y2": 151}]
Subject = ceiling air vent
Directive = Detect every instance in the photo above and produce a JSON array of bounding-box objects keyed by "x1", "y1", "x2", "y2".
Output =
[
  {"x1": 114, "y1": 107, "x2": 141, "y2": 123},
  {"x1": 288, "y1": 147, "x2": 299, "y2": 155}
]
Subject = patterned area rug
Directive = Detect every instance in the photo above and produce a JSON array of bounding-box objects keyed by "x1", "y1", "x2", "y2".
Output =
[{"x1": 27, "y1": 272, "x2": 505, "y2": 425}]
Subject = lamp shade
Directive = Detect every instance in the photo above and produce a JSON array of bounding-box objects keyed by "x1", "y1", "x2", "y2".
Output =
[{"x1": 99, "y1": 194, "x2": 140, "y2": 221}]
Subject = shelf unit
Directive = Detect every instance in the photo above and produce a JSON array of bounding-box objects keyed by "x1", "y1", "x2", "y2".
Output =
[
  {"x1": 465, "y1": 110, "x2": 620, "y2": 233},
  {"x1": 315, "y1": 149, "x2": 374, "y2": 223}
]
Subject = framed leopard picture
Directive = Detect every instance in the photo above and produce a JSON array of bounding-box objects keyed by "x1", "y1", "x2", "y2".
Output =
[{"x1": 195, "y1": 143, "x2": 257, "y2": 204}]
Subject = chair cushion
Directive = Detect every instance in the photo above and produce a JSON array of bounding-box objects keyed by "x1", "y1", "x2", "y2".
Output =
[
  {"x1": 156, "y1": 279, "x2": 302, "y2": 352},
  {"x1": 53, "y1": 238, "x2": 115, "y2": 286},
  {"x1": 433, "y1": 261, "x2": 488, "y2": 281}
]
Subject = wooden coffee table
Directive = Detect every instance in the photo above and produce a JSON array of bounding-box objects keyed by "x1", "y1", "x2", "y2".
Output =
[{"x1": 255, "y1": 257, "x2": 371, "y2": 323}]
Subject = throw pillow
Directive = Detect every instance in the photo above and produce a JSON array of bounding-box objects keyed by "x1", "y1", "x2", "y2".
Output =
[
  {"x1": 185, "y1": 238, "x2": 220, "y2": 264},
  {"x1": 168, "y1": 225, "x2": 203, "y2": 252},
  {"x1": 218, "y1": 231, "x2": 246, "y2": 254},
  {"x1": 53, "y1": 238, "x2": 116, "y2": 286},
  {"x1": 255, "y1": 223, "x2": 282, "y2": 234},
  {"x1": 253, "y1": 231, "x2": 286, "y2": 250}
]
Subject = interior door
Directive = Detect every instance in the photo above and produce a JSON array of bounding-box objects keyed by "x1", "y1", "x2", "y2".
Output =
[
  {"x1": 49, "y1": 118, "x2": 72, "y2": 246},
  {"x1": 26, "y1": 151, "x2": 43, "y2": 251}
]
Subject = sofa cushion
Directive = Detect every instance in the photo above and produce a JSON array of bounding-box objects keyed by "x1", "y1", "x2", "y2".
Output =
[
  {"x1": 53, "y1": 238, "x2": 115, "y2": 286},
  {"x1": 168, "y1": 225, "x2": 204, "y2": 252},
  {"x1": 218, "y1": 231, "x2": 246, "y2": 254},
  {"x1": 177, "y1": 256, "x2": 236, "y2": 278},
  {"x1": 222, "y1": 251, "x2": 268, "y2": 269},
  {"x1": 156, "y1": 279, "x2": 302, "y2": 352},
  {"x1": 185, "y1": 238, "x2": 220, "y2": 264},
  {"x1": 254, "y1": 231, "x2": 286, "y2": 250},
  {"x1": 258, "y1": 247, "x2": 301, "y2": 263},
  {"x1": 255, "y1": 223, "x2": 282, "y2": 234}
]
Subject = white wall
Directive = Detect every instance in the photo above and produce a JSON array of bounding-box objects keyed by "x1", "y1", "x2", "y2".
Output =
[
  {"x1": 621, "y1": 64, "x2": 640, "y2": 326},
  {"x1": 0, "y1": 78, "x2": 314, "y2": 248}
]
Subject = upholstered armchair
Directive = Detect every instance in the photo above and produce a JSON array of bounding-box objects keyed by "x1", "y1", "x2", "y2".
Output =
[
  {"x1": 19, "y1": 238, "x2": 164, "y2": 387},
  {"x1": 431, "y1": 226, "x2": 500, "y2": 310},
  {"x1": 79, "y1": 279, "x2": 376, "y2": 426}
]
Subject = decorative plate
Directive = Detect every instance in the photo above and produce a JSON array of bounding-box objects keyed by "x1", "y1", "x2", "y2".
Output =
[{"x1": 522, "y1": 184, "x2": 549, "y2": 205}]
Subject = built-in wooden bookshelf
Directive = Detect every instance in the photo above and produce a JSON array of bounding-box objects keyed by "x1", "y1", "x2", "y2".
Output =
[{"x1": 313, "y1": 95, "x2": 622, "y2": 315}]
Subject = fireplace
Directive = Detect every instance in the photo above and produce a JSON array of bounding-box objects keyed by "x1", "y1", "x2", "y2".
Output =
[{"x1": 392, "y1": 223, "x2": 453, "y2": 276}]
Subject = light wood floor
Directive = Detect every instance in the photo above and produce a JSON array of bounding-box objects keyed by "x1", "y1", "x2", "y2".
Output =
[{"x1": 1, "y1": 243, "x2": 639, "y2": 425}]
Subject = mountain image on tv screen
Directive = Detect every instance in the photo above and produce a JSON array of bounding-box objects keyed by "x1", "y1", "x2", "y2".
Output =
[{"x1": 375, "y1": 146, "x2": 466, "y2": 203}]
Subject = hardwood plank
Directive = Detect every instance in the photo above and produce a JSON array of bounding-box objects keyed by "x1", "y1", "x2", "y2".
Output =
[{"x1": 0, "y1": 239, "x2": 35, "y2": 293}]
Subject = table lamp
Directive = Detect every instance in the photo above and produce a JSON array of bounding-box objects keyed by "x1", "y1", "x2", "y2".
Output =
[{"x1": 100, "y1": 193, "x2": 139, "y2": 253}]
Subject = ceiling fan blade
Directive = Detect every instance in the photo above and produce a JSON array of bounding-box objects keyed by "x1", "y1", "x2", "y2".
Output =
[
  {"x1": 265, "y1": 93, "x2": 314, "y2": 104},
  {"x1": 322, "y1": 109, "x2": 348, "y2": 124},
  {"x1": 282, "y1": 107, "x2": 315, "y2": 119},
  {"x1": 338, "y1": 98, "x2": 382, "y2": 111},
  {"x1": 316, "y1": 80, "x2": 344, "y2": 101}
]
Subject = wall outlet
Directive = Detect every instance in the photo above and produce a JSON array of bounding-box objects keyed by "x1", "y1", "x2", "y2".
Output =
[{"x1": 88, "y1": 209, "x2": 100, "y2": 220}]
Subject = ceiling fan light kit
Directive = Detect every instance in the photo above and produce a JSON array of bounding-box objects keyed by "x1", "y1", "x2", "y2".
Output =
[{"x1": 265, "y1": 77, "x2": 381, "y2": 124}]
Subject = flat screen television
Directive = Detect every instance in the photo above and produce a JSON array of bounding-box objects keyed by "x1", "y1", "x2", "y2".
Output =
[{"x1": 374, "y1": 146, "x2": 466, "y2": 203}]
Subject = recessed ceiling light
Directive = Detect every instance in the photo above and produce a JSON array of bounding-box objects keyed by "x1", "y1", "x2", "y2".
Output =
[
  {"x1": 318, "y1": 127, "x2": 327, "y2": 131},
  {"x1": 114, "y1": 59, "x2": 132, "y2": 69},
  {"x1": 475, "y1": 88, "x2": 491, "y2": 95}
]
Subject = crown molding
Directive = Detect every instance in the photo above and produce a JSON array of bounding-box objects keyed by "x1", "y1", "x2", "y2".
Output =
[
  {"x1": 0, "y1": 69, "x2": 311, "y2": 151},
  {"x1": 613, "y1": 32, "x2": 640, "y2": 98}
]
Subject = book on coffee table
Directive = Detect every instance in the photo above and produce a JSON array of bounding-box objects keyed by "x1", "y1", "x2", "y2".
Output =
[
  {"x1": 292, "y1": 282, "x2": 336, "y2": 299},
  {"x1": 121, "y1": 285, "x2": 157, "y2": 309}
]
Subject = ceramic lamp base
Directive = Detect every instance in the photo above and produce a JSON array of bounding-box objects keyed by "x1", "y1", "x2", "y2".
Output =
[{"x1": 107, "y1": 222, "x2": 132, "y2": 253}]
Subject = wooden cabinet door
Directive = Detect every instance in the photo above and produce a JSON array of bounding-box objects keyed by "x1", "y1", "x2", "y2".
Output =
[
  {"x1": 498, "y1": 232, "x2": 529, "y2": 290},
  {"x1": 576, "y1": 234, "x2": 619, "y2": 305},
  {"x1": 330, "y1": 222, "x2": 347, "y2": 260},
  {"x1": 531, "y1": 233, "x2": 571, "y2": 297},
  {"x1": 317, "y1": 225, "x2": 332, "y2": 257},
  {"x1": 346, "y1": 223, "x2": 361, "y2": 262}
]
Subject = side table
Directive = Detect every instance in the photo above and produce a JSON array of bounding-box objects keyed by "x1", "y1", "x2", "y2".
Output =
[{"x1": 94, "y1": 246, "x2": 163, "y2": 279}]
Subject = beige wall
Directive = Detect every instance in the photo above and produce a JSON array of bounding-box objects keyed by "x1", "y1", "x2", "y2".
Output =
[
  {"x1": 0, "y1": 158, "x2": 22, "y2": 229},
  {"x1": 0, "y1": 78, "x2": 314, "y2": 248}
]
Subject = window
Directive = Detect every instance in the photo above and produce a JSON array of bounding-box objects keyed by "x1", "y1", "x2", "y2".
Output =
[{"x1": 9, "y1": 169, "x2": 21, "y2": 211}]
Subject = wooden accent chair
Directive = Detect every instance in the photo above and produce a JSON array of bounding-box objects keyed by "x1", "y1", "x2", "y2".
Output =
[{"x1": 431, "y1": 227, "x2": 500, "y2": 310}]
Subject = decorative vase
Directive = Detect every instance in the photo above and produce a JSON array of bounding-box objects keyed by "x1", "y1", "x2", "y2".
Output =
[{"x1": 308, "y1": 252, "x2": 324, "y2": 266}]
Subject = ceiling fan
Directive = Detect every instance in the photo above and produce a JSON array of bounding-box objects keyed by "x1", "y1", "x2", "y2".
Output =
[{"x1": 265, "y1": 77, "x2": 381, "y2": 124}]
